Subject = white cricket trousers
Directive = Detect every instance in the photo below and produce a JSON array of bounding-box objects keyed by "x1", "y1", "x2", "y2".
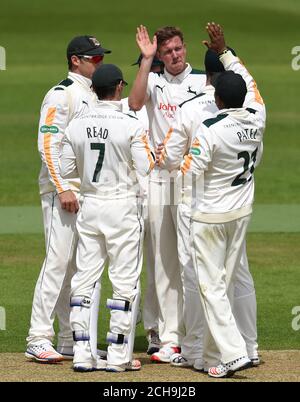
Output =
[
  {"x1": 27, "y1": 192, "x2": 78, "y2": 347},
  {"x1": 177, "y1": 203, "x2": 204, "y2": 360},
  {"x1": 136, "y1": 174, "x2": 159, "y2": 333},
  {"x1": 148, "y1": 177, "x2": 184, "y2": 346},
  {"x1": 233, "y1": 241, "x2": 258, "y2": 358},
  {"x1": 178, "y1": 204, "x2": 258, "y2": 361},
  {"x1": 191, "y1": 216, "x2": 251, "y2": 364},
  {"x1": 142, "y1": 202, "x2": 159, "y2": 332},
  {"x1": 70, "y1": 196, "x2": 143, "y2": 366}
]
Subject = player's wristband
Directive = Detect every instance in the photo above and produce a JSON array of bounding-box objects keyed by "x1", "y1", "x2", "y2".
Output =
[{"x1": 218, "y1": 48, "x2": 229, "y2": 57}]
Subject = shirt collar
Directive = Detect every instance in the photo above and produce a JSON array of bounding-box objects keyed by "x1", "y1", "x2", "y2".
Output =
[
  {"x1": 217, "y1": 107, "x2": 250, "y2": 119},
  {"x1": 68, "y1": 72, "x2": 92, "y2": 89},
  {"x1": 163, "y1": 63, "x2": 192, "y2": 83},
  {"x1": 95, "y1": 100, "x2": 123, "y2": 112}
]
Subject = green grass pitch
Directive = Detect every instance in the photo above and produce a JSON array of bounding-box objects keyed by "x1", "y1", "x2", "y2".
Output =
[{"x1": 0, "y1": 0, "x2": 300, "y2": 353}]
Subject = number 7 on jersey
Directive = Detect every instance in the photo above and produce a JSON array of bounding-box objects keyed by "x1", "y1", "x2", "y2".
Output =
[{"x1": 91, "y1": 143, "x2": 105, "y2": 182}]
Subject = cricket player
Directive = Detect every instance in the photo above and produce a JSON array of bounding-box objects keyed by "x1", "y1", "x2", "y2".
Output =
[
  {"x1": 158, "y1": 24, "x2": 263, "y2": 369},
  {"x1": 25, "y1": 35, "x2": 111, "y2": 362},
  {"x1": 60, "y1": 64, "x2": 155, "y2": 372},
  {"x1": 122, "y1": 54, "x2": 164, "y2": 355},
  {"x1": 177, "y1": 24, "x2": 265, "y2": 378},
  {"x1": 129, "y1": 25, "x2": 206, "y2": 362}
]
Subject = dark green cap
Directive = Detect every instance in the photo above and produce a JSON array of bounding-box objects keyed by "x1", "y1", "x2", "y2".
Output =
[
  {"x1": 92, "y1": 64, "x2": 128, "y2": 88},
  {"x1": 67, "y1": 35, "x2": 111, "y2": 59}
]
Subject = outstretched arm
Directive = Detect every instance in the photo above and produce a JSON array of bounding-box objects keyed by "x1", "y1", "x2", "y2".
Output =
[
  {"x1": 128, "y1": 25, "x2": 157, "y2": 111},
  {"x1": 204, "y1": 22, "x2": 265, "y2": 112}
]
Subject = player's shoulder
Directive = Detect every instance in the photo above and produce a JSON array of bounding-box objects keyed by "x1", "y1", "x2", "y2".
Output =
[
  {"x1": 189, "y1": 68, "x2": 206, "y2": 75},
  {"x1": 42, "y1": 78, "x2": 72, "y2": 105},
  {"x1": 116, "y1": 108, "x2": 138, "y2": 122},
  {"x1": 117, "y1": 110, "x2": 143, "y2": 128},
  {"x1": 120, "y1": 111, "x2": 145, "y2": 132},
  {"x1": 185, "y1": 66, "x2": 206, "y2": 87},
  {"x1": 202, "y1": 113, "x2": 229, "y2": 128},
  {"x1": 53, "y1": 78, "x2": 74, "y2": 91},
  {"x1": 179, "y1": 92, "x2": 206, "y2": 109},
  {"x1": 44, "y1": 77, "x2": 74, "y2": 96},
  {"x1": 125, "y1": 112, "x2": 146, "y2": 129},
  {"x1": 246, "y1": 107, "x2": 258, "y2": 114},
  {"x1": 148, "y1": 70, "x2": 164, "y2": 85}
]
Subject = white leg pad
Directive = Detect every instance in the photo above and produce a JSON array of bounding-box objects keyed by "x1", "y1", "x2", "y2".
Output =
[
  {"x1": 89, "y1": 281, "x2": 101, "y2": 361},
  {"x1": 70, "y1": 296, "x2": 92, "y2": 365},
  {"x1": 126, "y1": 283, "x2": 141, "y2": 362}
]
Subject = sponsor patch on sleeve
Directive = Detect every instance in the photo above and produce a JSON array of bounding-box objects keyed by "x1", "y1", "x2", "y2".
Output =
[
  {"x1": 40, "y1": 125, "x2": 59, "y2": 134},
  {"x1": 190, "y1": 147, "x2": 201, "y2": 155}
]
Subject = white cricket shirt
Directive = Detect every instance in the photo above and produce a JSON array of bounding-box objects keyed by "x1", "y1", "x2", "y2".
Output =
[
  {"x1": 38, "y1": 72, "x2": 97, "y2": 195},
  {"x1": 182, "y1": 107, "x2": 265, "y2": 223},
  {"x1": 145, "y1": 64, "x2": 206, "y2": 173},
  {"x1": 60, "y1": 101, "x2": 154, "y2": 200}
]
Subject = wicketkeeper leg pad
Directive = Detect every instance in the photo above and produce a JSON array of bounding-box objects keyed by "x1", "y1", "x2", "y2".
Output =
[
  {"x1": 70, "y1": 295, "x2": 92, "y2": 365},
  {"x1": 126, "y1": 283, "x2": 141, "y2": 362},
  {"x1": 106, "y1": 296, "x2": 133, "y2": 366},
  {"x1": 106, "y1": 332, "x2": 128, "y2": 344},
  {"x1": 73, "y1": 330, "x2": 90, "y2": 342},
  {"x1": 107, "y1": 298, "x2": 131, "y2": 312},
  {"x1": 89, "y1": 282, "x2": 101, "y2": 361}
]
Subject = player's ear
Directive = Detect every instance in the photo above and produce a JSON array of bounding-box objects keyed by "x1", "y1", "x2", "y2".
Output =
[
  {"x1": 215, "y1": 93, "x2": 224, "y2": 110},
  {"x1": 156, "y1": 51, "x2": 162, "y2": 61},
  {"x1": 71, "y1": 55, "x2": 81, "y2": 69},
  {"x1": 116, "y1": 82, "x2": 123, "y2": 99}
]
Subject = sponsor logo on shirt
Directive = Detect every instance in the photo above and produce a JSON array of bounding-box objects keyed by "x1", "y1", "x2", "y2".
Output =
[
  {"x1": 159, "y1": 103, "x2": 176, "y2": 112},
  {"x1": 40, "y1": 125, "x2": 59, "y2": 134},
  {"x1": 159, "y1": 102, "x2": 177, "y2": 119}
]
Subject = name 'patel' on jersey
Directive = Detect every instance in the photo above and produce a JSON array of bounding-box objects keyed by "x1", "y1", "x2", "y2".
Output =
[{"x1": 236, "y1": 128, "x2": 258, "y2": 143}]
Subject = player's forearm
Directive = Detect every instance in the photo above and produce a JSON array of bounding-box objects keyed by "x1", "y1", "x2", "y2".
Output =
[
  {"x1": 158, "y1": 142, "x2": 188, "y2": 172},
  {"x1": 181, "y1": 132, "x2": 211, "y2": 176},
  {"x1": 38, "y1": 92, "x2": 71, "y2": 193},
  {"x1": 60, "y1": 155, "x2": 78, "y2": 179},
  {"x1": 60, "y1": 134, "x2": 79, "y2": 179},
  {"x1": 132, "y1": 133, "x2": 155, "y2": 176},
  {"x1": 38, "y1": 134, "x2": 71, "y2": 194},
  {"x1": 128, "y1": 58, "x2": 152, "y2": 111},
  {"x1": 157, "y1": 125, "x2": 189, "y2": 171}
]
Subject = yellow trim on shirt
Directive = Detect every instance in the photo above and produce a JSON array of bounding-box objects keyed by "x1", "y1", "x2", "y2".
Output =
[
  {"x1": 43, "y1": 107, "x2": 64, "y2": 194},
  {"x1": 157, "y1": 127, "x2": 173, "y2": 166},
  {"x1": 141, "y1": 133, "x2": 155, "y2": 170}
]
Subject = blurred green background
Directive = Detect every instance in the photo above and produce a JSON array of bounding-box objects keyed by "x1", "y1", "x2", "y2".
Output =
[{"x1": 0, "y1": 0, "x2": 299, "y2": 353}]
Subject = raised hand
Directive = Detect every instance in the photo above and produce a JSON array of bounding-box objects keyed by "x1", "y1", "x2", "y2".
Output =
[
  {"x1": 136, "y1": 25, "x2": 157, "y2": 59},
  {"x1": 202, "y1": 22, "x2": 227, "y2": 54}
]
